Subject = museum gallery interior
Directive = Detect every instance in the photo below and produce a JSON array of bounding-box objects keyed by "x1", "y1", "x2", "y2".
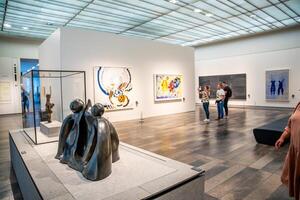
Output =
[{"x1": 0, "y1": 0, "x2": 300, "y2": 200}]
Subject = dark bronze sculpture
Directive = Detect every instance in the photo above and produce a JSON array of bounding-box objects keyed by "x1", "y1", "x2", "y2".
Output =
[
  {"x1": 55, "y1": 99, "x2": 120, "y2": 181},
  {"x1": 45, "y1": 94, "x2": 54, "y2": 123}
]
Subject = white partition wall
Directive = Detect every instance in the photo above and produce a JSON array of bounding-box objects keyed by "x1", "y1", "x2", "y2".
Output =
[
  {"x1": 0, "y1": 36, "x2": 42, "y2": 115},
  {"x1": 195, "y1": 27, "x2": 300, "y2": 108},
  {"x1": 39, "y1": 27, "x2": 195, "y2": 122}
]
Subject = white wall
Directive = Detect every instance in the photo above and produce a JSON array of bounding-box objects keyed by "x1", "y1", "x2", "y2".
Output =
[
  {"x1": 0, "y1": 57, "x2": 20, "y2": 114},
  {"x1": 0, "y1": 36, "x2": 42, "y2": 59},
  {"x1": 195, "y1": 27, "x2": 300, "y2": 108},
  {"x1": 39, "y1": 27, "x2": 195, "y2": 122},
  {"x1": 0, "y1": 36, "x2": 43, "y2": 114},
  {"x1": 39, "y1": 29, "x2": 61, "y2": 69}
]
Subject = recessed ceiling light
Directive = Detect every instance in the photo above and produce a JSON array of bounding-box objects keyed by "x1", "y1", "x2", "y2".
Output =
[
  {"x1": 4, "y1": 23, "x2": 11, "y2": 28},
  {"x1": 194, "y1": 8, "x2": 202, "y2": 13},
  {"x1": 205, "y1": 13, "x2": 213, "y2": 17},
  {"x1": 22, "y1": 27, "x2": 29, "y2": 30},
  {"x1": 169, "y1": 0, "x2": 177, "y2": 4},
  {"x1": 250, "y1": 14, "x2": 257, "y2": 18}
]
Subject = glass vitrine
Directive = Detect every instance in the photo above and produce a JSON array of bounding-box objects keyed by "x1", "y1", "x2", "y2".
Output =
[{"x1": 21, "y1": 70, "x2": 86, "y2": 144}]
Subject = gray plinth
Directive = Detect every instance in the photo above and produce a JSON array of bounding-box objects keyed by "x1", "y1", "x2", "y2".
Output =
[
  {"x1": 9, "y1": 130, "x2": 205, "y2": 200},
  {"x1": 40, "y1": 120, "x2": 62, "y2": 135}
]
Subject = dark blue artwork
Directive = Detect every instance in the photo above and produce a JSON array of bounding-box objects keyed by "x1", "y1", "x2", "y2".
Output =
[{"x1": 266, "y1": 69, "x2": 289, "y2": 101}]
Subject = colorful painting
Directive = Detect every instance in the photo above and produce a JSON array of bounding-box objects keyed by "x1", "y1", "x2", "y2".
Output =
[
  {"x1": 154, "y1": 74, "x2": 183, "y2": 101},
  {"x1": 94, "y1": 67, "x2": 133, "y2": 110},
  {"x1": 266, "y1": 69, "x2": 289, "y2": 101}
]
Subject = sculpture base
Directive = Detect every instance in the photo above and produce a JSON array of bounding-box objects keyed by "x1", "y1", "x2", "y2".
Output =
[
  {"x1": 9, "y1": 130, "x2": 205, "y2": 200},
  {"x1": 40, "y1": 120, "x2": 62, "y2": 135}
]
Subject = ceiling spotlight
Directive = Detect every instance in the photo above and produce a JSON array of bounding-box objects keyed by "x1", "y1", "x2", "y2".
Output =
[
  {"x1": 205, "y1": 13, "x2": 214, "y2": 17},
  {"x1": 4, "y1": 23, "x2": 11, "y2": 28},
  {"x1": 194, "y1": 8, "x2": 202, "y2": 13},
  {"x1": 22, "y1": 27, "x2": 29, "y2": 30},
  {"x1": 169, "y1": 0, "x2": 177, "y2": 4},
  {"x1": 46, "y1": 22, "x2": 54, "y2": 26},
  {"x1": 250, "y1": 14, "x2": 257, "y2": 18}
]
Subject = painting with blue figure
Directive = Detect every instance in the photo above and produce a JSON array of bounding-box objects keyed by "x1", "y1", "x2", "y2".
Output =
[{"x1": 266, "y1": 69, "x2": 289, "y2": 101}]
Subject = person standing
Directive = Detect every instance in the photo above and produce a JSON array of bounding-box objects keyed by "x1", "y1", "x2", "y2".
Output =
[
  {"x1": 222, "y1": 82, "x2": 232, "y2": 118},
  {"x1": 21, "y1": 87, "x2": 29, "y2": 114},
  {"x1": 199, "y1": 86, "x2": 210, "y2": 123},
  {"x1": 275, "y1": 102, "x2": 300, "y2": 200},
  {"x1": 216, "y1": 83, "x2": 225, "y2": 120}
]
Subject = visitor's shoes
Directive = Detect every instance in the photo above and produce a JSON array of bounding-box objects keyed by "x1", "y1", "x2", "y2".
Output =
[
  {"x1": 215, "y1": 118, "x2": 220, "y2": 121},
  {"x1": 203, "y1": 119, "x2": 210, "y2": 122},
  {"x1": 225, "y1": 116, "x2": 228, "y2": 119}
]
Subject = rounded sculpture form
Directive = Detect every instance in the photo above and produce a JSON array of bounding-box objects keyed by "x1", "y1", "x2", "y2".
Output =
[
  {"x1": 91, "y1": 103, "x2": 104, "y2": 117},
  {"x1": 55, "y1": 99, "x2": 120, "y2": 181},
  {"x1": 70, "y1": 99, "x2": 84, "y2": 113}
]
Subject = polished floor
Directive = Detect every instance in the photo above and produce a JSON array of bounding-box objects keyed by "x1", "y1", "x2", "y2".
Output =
[{"x1": 0, "y1": 106, "x2": 294, "y2": 200}]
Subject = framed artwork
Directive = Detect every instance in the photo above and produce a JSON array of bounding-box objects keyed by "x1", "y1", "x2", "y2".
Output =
[
  {"x1": 198, "y1": 74, "x2": 247, "y2": 99},
  {"x1": 154, "y1": 74, "x2": 183, "y2": 101},
  {"x1": 0, "y1": 81, "x2": 11, "y2": 103},
  {"x1": 265, "y1": 69, "x2": 289, "y2": 101},
  {"x1": 94, "y1": 66, "x2": 133, "y2": 111}
]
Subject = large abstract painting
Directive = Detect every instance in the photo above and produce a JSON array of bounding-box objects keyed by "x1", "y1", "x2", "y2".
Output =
[
  {"x1": 198, "y1": 74, "x2": 247, "y2": 99},
  {"x1": 265, "y1": 69, "x2": 289, "y2": 101},
  {"x1": 94, "y1": 67, "x2": 133, "y2": 110},
  {"x1": 154, "y1": 74, "x2": 183, "y2": 101}
]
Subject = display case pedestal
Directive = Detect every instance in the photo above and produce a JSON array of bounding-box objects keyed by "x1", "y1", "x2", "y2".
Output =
[
  {"x1": 10, "y1": 130, "x2": 205, "y2": 200},
  {"x1": 40, "y1": 121, "x2": 61, "y2": 135}
]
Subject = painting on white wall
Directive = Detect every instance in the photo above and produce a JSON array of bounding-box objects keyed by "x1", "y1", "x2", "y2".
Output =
[
  {"x1": 265, "y1": 69, "x2": 289, "y2": 101},
  {"x1": 94, "y1": 66, "x2": 133, "y2": 111},
  {"x1": 154, "y1": 74, "x2": 183, "y2": 101},
  {"x1": 0, "y1": 81, "x2": 11, "y2": 103}
]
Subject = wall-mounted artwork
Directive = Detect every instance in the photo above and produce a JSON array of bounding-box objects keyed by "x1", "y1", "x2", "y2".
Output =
[
  {"x1": 0, "y1": 81, "x2": 11, "y2": 103},
  {"x1": 198, "y1": 74, "x2": 247, "y2": 99},
  {"x1": 94, "y1": 67, "x2": 133, "y2": 110},
  {"x1": 154, "y1": 74, "x2": 183, "y2": 101},
  {"x1": 265, "y1": 69, "x2": 289, "y2": 101}
]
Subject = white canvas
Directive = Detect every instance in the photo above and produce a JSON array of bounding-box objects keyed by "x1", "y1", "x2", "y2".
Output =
[{"x1": 94, "y1": 66, "x2": 133, "y2": 111}]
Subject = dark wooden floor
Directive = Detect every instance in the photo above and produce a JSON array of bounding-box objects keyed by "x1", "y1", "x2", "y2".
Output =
[{"x1": 0, "y1": 106, "x2": 294, "y2": 200}]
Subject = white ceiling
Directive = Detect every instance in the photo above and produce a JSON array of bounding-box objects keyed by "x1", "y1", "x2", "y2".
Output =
[{"x1": 0, "y1": 0, "x2": 299, "y2": 46}]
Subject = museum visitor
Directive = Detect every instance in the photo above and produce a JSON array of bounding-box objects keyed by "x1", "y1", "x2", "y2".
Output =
[
  {"x1": 222, "y1": 82, "x2": 232, "y2": 118},
  {"x1": 199, "y1": 85, "x2": 211, "y2": 123},
  {"x1": 216, "y1": 83, "x2": 225, "y2": 120},
  {"x1": 275, "y1": 102, "x2": 300, "y2": 200}
]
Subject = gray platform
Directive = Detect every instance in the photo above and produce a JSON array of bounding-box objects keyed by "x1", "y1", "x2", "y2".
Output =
[
  {"x1": 9, "y1": 130, "x2": 205, "y2": 200},
  {"x1": 40, "y1": 120, "x2": 62, "y2": 135}
]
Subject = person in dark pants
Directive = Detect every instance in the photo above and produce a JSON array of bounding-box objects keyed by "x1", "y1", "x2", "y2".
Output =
[
  {"x1": 21, "y1": 87, "x2": 29, "y2": 113},
  {"x1": 216, "y1": 83, "x2": 225, "y2": 120},
  {"x1": 199, "y1": 85, "x2": 210, "y2": 123},
  {"x1": 222, "y1": 82, "x2": 232, "y2": 118}
]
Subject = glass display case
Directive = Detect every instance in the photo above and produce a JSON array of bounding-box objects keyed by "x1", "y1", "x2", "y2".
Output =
[{"x1": 21, "y1": 70, "x2": 86, "y2": 144}]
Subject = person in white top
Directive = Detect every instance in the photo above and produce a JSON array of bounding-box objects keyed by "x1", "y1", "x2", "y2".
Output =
[
  {"x1": 199, "y1": 85, "x2": 210, "y2": 123},
  {"x1": 215, "y1": 83, "x2": 225, "y2": 120}
]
